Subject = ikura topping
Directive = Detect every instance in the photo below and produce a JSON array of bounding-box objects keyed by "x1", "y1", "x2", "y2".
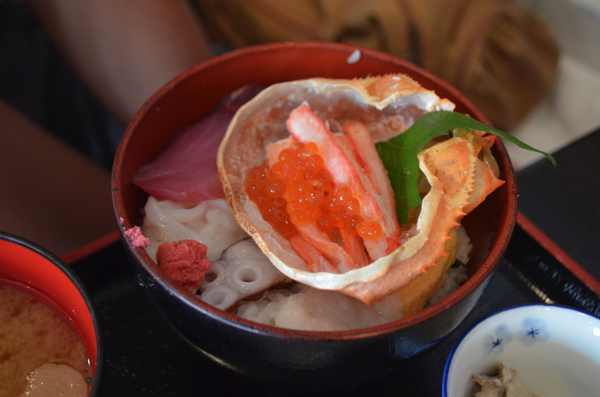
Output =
[
  {"x1": 245, "y1": 141, "x2": 382, "y2": 241},
  {"x1": 245, "y1": 164, "x2": 295, "y2": 238}
]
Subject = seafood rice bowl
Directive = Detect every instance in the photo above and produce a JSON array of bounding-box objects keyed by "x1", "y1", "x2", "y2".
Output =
[{"x1": 112, "y1": 42, "x2": 517, "y2": 391}]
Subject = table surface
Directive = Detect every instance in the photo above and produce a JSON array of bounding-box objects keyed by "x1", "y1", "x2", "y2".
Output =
[
  {"x1": 71, "y1": 127, "x2": 600, "y2": 396},
  {"x1": 516, "y1": 127, "x2": 600, "y2": 283}
]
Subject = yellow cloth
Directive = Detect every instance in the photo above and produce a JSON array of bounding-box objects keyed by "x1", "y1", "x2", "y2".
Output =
[{"x1": 197, "y1": 0, "x2": 559, "y2": 130}]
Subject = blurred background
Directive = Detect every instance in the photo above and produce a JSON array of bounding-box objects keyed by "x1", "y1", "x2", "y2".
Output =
[
  {"x1": 507, "y1": 0, "x2": 600, "y2": 169},
  {"x1": 1, "y1": 0, "x2": 599, "y2": 253}
]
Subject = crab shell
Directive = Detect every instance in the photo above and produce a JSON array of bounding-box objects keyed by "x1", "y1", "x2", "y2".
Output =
[{"x1": 217, "y1": 75, "x2": 503, "y2": 305}]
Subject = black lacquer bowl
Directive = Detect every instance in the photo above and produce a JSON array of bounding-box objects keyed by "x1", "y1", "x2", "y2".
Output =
[{"x1": 111, "y1": 42, "x2": 517, "y2": 392}]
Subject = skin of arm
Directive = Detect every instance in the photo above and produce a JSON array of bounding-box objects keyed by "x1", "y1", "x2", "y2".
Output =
[
  {"x1": 0, "y1": 100, "x2": 116, "y2": 256},
  {"x1": 1, "y1": 1, "x2": 212, "y2": 255},
  {"x1": 27, "y1": 0, "x2": 213, "y2": 124}
]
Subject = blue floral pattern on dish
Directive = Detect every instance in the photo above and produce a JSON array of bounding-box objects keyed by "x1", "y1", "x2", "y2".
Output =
[
  {"x1": 518, "y1": 316, "x2": 550, "y2": 346},
  {"x1": 482, "y1": 315, "x2": 549, "y2": 356},
  {"x1": 482, "y1": 323, "x2": 513, "y2": 356}
]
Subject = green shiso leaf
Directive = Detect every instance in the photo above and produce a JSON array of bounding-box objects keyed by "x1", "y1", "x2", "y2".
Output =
[{"x1": 375, "y1": 110, "x2": 556, "y2": 225}]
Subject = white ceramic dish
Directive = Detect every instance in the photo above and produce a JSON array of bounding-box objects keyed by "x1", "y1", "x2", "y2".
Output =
[{"x1": 443, "y1": 304, "x2": 600, "y2": 397}]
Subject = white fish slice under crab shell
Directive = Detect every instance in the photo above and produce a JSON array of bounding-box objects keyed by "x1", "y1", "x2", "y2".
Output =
[{"x1": 217, "y1": 75, "x2": 503, "y2": 305}]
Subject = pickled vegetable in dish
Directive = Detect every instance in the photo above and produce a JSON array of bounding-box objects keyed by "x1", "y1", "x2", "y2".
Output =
[{"x1": 472, "y1": 363, "x2": 543, "y2": 397}]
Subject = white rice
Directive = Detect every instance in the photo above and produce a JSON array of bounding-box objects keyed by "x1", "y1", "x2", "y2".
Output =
[
  {"x1": 455, "y1": 224, "x2": 473, "y2": 264},
  {"x1": 427, "y1": 266, "x2": 469, "y2": 306},
  {"x1": 237, "y1": 284, "x2": 404, "y2": 331}
]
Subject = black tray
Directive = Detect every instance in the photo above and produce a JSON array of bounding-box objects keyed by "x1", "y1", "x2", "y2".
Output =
[{"x1": 70, "y1": 222, "x2": 600, "y2": 397}]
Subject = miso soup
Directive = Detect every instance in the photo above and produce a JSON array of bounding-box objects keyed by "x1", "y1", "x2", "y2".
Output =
[{"x1": 0, "y1": 281, "x2": 92, "y2": 397}]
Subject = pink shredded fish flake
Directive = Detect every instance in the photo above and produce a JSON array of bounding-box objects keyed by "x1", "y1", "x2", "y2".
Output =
[{"x1": 124, "y1": 226, "x2": 151, "y2": 248}]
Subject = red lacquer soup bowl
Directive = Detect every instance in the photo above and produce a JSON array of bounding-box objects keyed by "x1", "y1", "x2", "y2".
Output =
[
  {"x1": 0, "y1": 232, "x2": 103, "y2": 395},
  {"x1": 112, "y1": 41, "x2": 517, "y2": 392}
]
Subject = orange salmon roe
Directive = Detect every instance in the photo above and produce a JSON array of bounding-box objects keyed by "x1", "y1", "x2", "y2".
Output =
[{"x1": 245, "y1": 141, "x2": 382, "y2": 240}]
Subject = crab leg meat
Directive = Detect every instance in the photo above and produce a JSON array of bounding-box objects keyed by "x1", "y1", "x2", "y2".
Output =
[
  {"x1": 334, "y1": 134, "x2": 389, "y2": 260},
  {"x1": 295, "y1": 223, "x2": 359, "y2": 273},
  {"x1": 343, "y1": 121, "x2": 401, "y2": 253},
  {"x1": 339, "y1": 226, "x2": 370, "y2": 268},
  {"x1": 286, "y1": 103, "x2": 390, "y2": 261},
  {"x1": 289, "y1": 234, "x2": 338, "y2": 273}
]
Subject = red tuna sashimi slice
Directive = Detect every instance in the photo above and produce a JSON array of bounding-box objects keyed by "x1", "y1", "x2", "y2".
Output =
[
  {"x1": 286, "y1": 103, "x2": 389, "y2": 261},
  {"x1": 133, "y1": 85, "x2": 263, "y2": 203}
]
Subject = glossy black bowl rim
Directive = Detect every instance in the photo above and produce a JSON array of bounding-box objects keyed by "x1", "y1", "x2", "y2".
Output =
[
  {"x1": 112, "y1": 40, "x2": 518, "y2": 341},
  {"x1": 0, "y1": 232, "x2": 104, "y2": 395}
]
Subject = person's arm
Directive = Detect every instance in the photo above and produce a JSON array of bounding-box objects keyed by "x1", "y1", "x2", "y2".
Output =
[
  {"x1": 27, "y1": 0, "x2": 213, "y2": 124},
  {"x1": 0, "y1": 100, "x2": 116, "y2": 256}
]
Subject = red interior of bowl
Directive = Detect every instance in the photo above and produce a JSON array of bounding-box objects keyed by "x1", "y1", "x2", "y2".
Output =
[
  {"x1": 0, "y1": 238, "x2": 98, "y2": 373},
  {"x1": 113, "y1": 41, "x2": 517, "y2": 337}
]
